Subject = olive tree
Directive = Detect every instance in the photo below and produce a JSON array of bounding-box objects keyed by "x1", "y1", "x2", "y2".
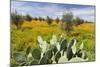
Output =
[
  {"x1": 11, "y1": 11, "x2": 24, "y2": 29},
  {"x1": 25, "y1": 14, "x2": 33, "y2": 22},
  {"x1": 62, "y1": 12, "x2": 74, "y2": 31},
  {"x1": 46, "y1": 16, "x2": 53, "y2": 25},
  {"x1": 74, "y1": 17, "x2": 84, "y2": 25},
  {"x1": 55, "y1": 17, "x2": 60, "y2": 24}
]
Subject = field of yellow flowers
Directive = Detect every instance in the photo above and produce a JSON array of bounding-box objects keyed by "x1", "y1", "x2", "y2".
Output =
[{"x1": 11, "y1": 20, "x2": 95, "y2": 62}]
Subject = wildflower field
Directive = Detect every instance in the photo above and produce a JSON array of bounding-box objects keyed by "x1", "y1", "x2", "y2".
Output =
[
  {"x1": 11, "y1": 1, "x2": 95, "y2": 66},
  {"x1": 11, "y1": 19, "x2": 95, "y2": 66}
]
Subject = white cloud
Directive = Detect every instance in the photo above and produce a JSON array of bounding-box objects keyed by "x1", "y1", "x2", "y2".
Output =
[
  {"x1": 11, "y1": 1, "x2": 95, "y2": 22},
  {"x1": 70, "y1": 7, "x2": 95, "y2": 22}
]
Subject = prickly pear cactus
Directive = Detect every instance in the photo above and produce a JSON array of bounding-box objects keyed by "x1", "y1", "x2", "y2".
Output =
[
  {"x1": 11, "y1": 34, "x2": 88, "y2": 66},
  {"x1": 32, "y1": 48, "x2": 41, "y2": 60}
]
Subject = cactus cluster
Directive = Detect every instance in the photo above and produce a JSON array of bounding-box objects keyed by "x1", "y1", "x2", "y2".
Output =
[{"x1": 12, "y1": 34, "x2": 88, "y2": 66}]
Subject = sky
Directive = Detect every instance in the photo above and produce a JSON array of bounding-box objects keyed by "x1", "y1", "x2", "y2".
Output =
[{"x1": 11, "y1": 1, "x2": 95, "y2": 22}]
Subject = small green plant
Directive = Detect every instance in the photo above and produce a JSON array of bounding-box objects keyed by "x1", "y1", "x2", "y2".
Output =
[{"x1": 11, "y1": 34, "x2": 88, "y2": 66}]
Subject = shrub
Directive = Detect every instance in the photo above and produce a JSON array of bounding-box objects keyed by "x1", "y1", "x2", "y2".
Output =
[
  {"x1": 34, "y1": 17, "x2": 38, "y2": 21},
  {"x1": 11, "y1": 12, "x2": 24, "y2": 29},
  {"x1": 55, "y1": 17, "x2": 60, "y2": 24},
  {"x1": 25, "y1": 14, "x2": 33, "y2": 22},
  {"x1": 74, "y1": 17, "x2": 84, "y2": 25},
  {"x1": 46, "y1": 16, "x2": 53, "y2": 25},
  {"x1": 62, "y1": 12, "x2": 74, "y2": 31},
  {"x1": 38, "y1": 17, "x2": 43, "y2": 21}
]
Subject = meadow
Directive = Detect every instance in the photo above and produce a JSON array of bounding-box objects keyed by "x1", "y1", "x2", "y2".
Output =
[
  {"x1": 11, "y1": 18, "x2": 95, "y2": 66},
  {"x1": 10, "y1": 1, "x2": 96, "y2": 66}
]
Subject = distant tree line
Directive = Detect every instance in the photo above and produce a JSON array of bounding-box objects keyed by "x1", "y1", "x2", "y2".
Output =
[
  {"x1": 11, "y1": 10, "x2": 93, "y2": 31},
  {"x1": 11, "y1": 11, "x2": 60, "y2": 29}
]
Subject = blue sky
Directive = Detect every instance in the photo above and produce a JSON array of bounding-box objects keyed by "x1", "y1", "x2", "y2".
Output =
[{"x1": 11, "y1": 1, "x2": 95, "y2": 22}]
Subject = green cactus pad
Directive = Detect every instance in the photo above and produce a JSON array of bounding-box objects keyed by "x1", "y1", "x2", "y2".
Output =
[{"x1": 32, "y1": 48, "x2": 41, "y2": 60}]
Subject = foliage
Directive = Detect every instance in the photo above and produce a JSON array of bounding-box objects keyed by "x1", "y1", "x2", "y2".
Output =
[
  {"x1": 11, "y1": 11, "x2": 24, "y2": 29},
  {"x1": 38, "y1": 17, "x2": 43, "y2": 21},
  {"x1": 11, "y1": 11, "x2": 95, "y2": 66},
  {"x1": 25, "y1": 14, "x2": 33, "y2": 22},
  {"x1": 34, "y1": 17, "x2": 38, "y2": 21},
  {"x1": 74, "y1": 17, "x2": 84, "y2": 26},
  {"x1": 11, "y1": 34, "x2": 88, "y2": 66},
  {"x1": 46, "y1": 16, "x2": 53, "y2": 25},
  {"x1": 55, "y1": 17, "x2": 60, "y2": 24},
  {"x1": 62, "y1": 12, "x2": 74, "y2": 31}
]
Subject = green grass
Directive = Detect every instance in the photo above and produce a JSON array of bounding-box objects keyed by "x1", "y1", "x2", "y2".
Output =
[{"x1": 11, "y1": 21, "x2": 95, "y2": 64}]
